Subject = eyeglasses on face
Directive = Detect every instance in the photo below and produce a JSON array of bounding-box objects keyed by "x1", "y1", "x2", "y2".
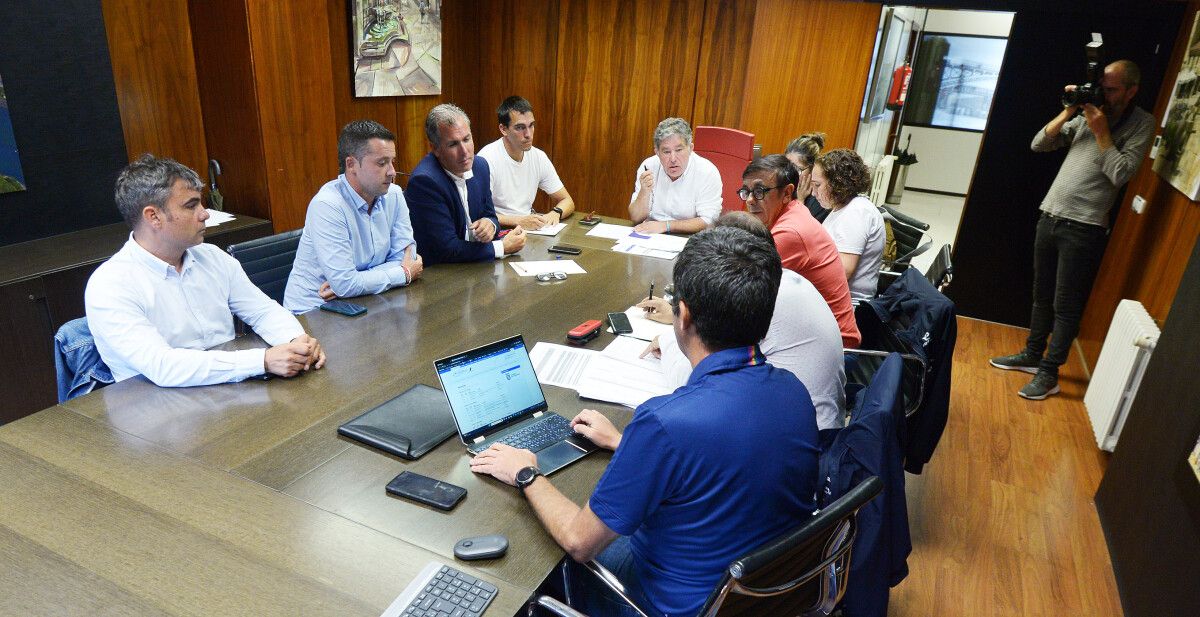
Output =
[
  {"x1": 535, "y1": 271, "x2": 568, "y2": 282},
  {"x1": 737, "y1": 185, "x2": 781, "y2": 201}
]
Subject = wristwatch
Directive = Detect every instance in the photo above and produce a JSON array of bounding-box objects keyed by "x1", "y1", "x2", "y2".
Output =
[
  {"x1": 550, "y1": 206, "x2": 565, "y2": 219},
  {"x1": 515, "y1": 465, "x2": 543, "y2": 491}
]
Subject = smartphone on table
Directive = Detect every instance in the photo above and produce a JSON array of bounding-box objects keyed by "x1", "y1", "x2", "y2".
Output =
[
  {"x1": 608, "y1": 311, "x2": 633, "y2": 335},
  {"x1": 320, "y1": 300, "x2": 367, "y2": 317}
]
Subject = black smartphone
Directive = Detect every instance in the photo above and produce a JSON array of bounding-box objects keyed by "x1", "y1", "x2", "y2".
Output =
[
  {"x1": 578, "y1": 217, "x2": 601, "y2": 226},
  {"x1": 608, "y1": 311, "x2": 633, "y2": 335},
  {"x1": 386, "y1": 471, "x2": 467, "y2": 511},
  {"x1": 319, "y1": 300, "x2": 367, "y2": 317},
  {"x1": 548, "y1": 244, "x2": 582, "y2": 255}
]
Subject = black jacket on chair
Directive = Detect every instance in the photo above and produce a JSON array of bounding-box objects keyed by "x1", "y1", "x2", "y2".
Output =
[
  {"x1": 819, "y1": 353, "x2": 910, "y2": 617},
  {"x1": 869, "y1": 268, "x2": 957, "y2": 474}
]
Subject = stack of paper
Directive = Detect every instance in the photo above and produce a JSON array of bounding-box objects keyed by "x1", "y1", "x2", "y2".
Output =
[
  {"x1": 584, "y1": 222, "x2": 637, "y2": 240},
  {"x1": 509, "y1": 260, "x2": 587, "y2": 276},
  {"x1": 585, "y1": 222, "x2": 687, "y2": 260},
  {"x1": 204, "y1": 210, "x2": 236, "y2": 227},
  {"x1": 529, "y1": 340, "x2": 673, "y2": 409},
  {"x1": 526, "y1": 222, "x2": 566, "y2": 236}
]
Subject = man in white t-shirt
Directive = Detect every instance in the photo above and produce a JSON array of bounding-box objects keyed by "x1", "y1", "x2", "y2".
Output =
[
  {"x1": 476, "y1": 96, "x2": 575, "y2": 230},
  {"x1": 628, "y1": 117, "x2": 722, "y2": 235}
]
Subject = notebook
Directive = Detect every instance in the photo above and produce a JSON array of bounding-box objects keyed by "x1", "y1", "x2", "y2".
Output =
[
  {"x1": 337, "y1": 384, "x2": 457, "y2": 460},
  {"x1": 434, "y1": 335, "x2": 596, "y2": 475}
]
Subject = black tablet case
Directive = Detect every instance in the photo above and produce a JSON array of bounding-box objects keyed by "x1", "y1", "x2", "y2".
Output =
[{"x1": 337, "y1": 384, "x2": 456, "y2": 460}]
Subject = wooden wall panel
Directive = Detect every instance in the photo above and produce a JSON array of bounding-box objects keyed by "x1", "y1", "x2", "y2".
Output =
[
  {"x1": 692, "y1": 0, "x2": 758, "y2": 128},
  {"x1": 736, "y1": 0, "x2": 880, "y2": 154},
  {"x1": 1077, "y1": 0, "x2": 1200, "y2": 368},
  {"x1": 189, "y1": 0, "x2": 271, "y2": 222},
  {"x1": 552, "y1": 0, "x2": 706, "y2": 219},
  {"x1": 102, "y1": 0, "x2": 207, "y2": 175},
  {"x1": 245, "y1": 0, "x2": 339, "y2": 232}
]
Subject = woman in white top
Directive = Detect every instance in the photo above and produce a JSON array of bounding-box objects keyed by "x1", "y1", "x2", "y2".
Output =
[
  {"x1": 812, "y1": 149, "x2": 885, "y2": 300},
  {"x1": 628, "y1": 117, "x2": 722, "y2": 234}
]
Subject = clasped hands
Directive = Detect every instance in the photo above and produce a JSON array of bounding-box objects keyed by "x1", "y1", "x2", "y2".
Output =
[
  {"x1": 470, "y1": 409, "x2": 621, "y2": 486},
  {"x1": 263, "y1": 333, "x2": 326, "y2": 377}
]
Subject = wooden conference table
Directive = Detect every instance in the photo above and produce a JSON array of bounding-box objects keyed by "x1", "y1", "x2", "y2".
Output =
[{"x1": 0, "y1": 221, "x2": 676, "y2": 616}]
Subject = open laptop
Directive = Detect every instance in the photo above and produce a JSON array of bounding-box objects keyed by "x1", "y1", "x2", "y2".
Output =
[{"x1": 434, "y1": 335, "x2": 597, "y2": 475}]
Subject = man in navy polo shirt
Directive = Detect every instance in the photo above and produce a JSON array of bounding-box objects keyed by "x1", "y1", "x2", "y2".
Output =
[{"x1": 471, "y1": 226, "x2": 821, "y2": 616}]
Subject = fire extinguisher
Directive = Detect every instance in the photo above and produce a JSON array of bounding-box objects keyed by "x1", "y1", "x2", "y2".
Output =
[{"x1": 886, "y1": 62, "x2": 912, "y2": 111}]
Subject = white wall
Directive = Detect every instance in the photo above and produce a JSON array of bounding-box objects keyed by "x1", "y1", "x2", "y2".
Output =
[
  {"x1": 924, "y1": 8, "x2": 1014, "y2": 36},
  {"x1": 898, "y1": 126, "x2": 982, "y2": 194}
]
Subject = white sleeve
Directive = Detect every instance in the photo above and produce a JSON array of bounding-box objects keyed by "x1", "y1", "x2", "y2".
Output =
[
  {"x1": 86, "y1": 268, "x2": 267, "y2": 387},
  {"x1": 629, "y1": 164, "x2": 644, "y2": 206},
  {"x1": 224, "y1": 252, "x2": 306, "y2": 345},
  {"x1": 538, "y1": 151, "x2": 565, "y2": 195},
  {"x1": 825, "y1": 209, "x2": 870, "y2": 255}
]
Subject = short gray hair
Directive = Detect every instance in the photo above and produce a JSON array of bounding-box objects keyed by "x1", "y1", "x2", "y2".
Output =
[
  {"x1": 425, "y1": 103, "x2": 470, "y2": 146},
  {"x1": 114, "y1": 154, "x2": 204, "y2": 229},
  {"x1": 653, "y1": 117, "x2": 693, "y2": 150}
]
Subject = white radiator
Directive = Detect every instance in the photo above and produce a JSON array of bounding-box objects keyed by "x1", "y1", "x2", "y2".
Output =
[
  {"x1": 1083, "y1": 299, "x2": 1160, "y2": 451},
  {"x1": 869, "y1": 155, "x2": 895, "y2": 207}
]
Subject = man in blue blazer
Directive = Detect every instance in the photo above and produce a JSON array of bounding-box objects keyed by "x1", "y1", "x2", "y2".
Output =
[{"x1": 406, "y1": 103, "x2": 527, "y2": 265}]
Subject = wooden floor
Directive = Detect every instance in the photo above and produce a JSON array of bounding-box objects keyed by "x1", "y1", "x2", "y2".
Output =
[{"x1": 889, "y1": 317, "x2": 1123, "y2": 616}]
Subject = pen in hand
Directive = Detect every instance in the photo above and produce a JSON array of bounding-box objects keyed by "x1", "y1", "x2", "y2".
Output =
[{"x1": 648, "y1": 281, "x2": 654, "y2": 303}]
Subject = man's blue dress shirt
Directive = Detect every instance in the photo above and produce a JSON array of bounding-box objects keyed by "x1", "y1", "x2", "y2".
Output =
[{"x1": 284, "y1": 175, "x2": 416, "y2": 313}]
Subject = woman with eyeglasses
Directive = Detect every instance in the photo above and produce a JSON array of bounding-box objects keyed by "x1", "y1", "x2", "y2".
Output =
[
  {"x1": 784, "y1": 132, "x2": 826, "y2": 220},
  {"x1": 811, "y1": 149, "x2": 885, "y2": 300}
]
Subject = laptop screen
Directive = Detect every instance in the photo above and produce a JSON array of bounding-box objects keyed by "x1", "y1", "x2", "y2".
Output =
[{"x1": 435, "y1": 336, "x2": 548, "y2": 441}]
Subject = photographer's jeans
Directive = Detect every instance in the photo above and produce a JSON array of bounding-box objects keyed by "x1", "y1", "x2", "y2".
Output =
[{"x1": 1024, "y1": 213, "x2": 1109, "y2": 374}]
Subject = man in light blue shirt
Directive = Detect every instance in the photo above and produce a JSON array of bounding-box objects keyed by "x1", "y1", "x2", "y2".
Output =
[{"x1": 284, "y1": 120, "x2": 423, "y2": 313}]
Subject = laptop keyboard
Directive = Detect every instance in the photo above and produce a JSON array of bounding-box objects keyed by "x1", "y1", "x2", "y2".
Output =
[{"x1": 471, "y1": 414, "x2": 574, "y2": 454}]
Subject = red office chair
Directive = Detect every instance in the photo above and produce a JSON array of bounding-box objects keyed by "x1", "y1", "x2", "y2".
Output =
[{"x1": 694, "y1": 126, "x2": 755, "y2": 214}]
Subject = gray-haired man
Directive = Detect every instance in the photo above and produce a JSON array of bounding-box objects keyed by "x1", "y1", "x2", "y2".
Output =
[
  {"x1": 85, "y1": 154, "x2": 325, "y2": 387},
  {"x1": 628, "y1": 117, "x2": 722, "y2": 235},
  {"x1": 990, "y1": 59, "x2": 1154, "y2": 400},
  {"x1": 405, "y1": 103, "x2": 526, "y2": 265}
]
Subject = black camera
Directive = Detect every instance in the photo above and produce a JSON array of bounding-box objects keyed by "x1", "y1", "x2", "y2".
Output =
[{"x1": 1061, "y1": 35, "x2": 1105, "y2": 107}]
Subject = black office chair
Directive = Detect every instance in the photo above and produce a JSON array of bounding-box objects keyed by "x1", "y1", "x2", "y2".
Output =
[
  {"x1": 924, "y1": 243, "x2": 953, "y2": 292},
  {"x1": 845, "y1": 303, "x2": 927, "y2": 418},
  {"x1": 527, "y1": 477, "x2": 884, "y2": 617},
  {"x1": 226, "y1": 229, "x2": 303, "y2": 304},
  {"x1": 880, "y1": 205, "x2": 931, "y2": 263}
]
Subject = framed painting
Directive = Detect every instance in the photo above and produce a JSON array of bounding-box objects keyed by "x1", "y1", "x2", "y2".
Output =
[
  {"x1": 350, "y1": 0, "x2": 442, "y2": 97},
  {"x1": 1153, "y1": 11, "x2": 1200, "y2": 201}
]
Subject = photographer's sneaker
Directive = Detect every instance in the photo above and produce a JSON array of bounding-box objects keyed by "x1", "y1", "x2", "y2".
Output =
[
  {"x1": 1018, "y1": 371, "x2": 1060, "y2": 400},
  {"x1": 989, "y1": 351, "x2": 1041, "y2": 374}
]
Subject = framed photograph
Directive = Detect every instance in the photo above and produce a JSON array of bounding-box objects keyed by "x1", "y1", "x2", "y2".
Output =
[
  {"x1": 0, "y1": 71, "x2": 25, "y2": 194},
  {"x1": 350, "y1": 0, "x2": 442, "y2": 97},
  {"x1": 1153, "y1": 11, "x2": 1200, "y2": 201}
]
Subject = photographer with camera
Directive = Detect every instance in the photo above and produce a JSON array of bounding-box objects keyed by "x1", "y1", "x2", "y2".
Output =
[{"x1": 990, "y1": 57, "x2": 1154, "y2": 400}]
